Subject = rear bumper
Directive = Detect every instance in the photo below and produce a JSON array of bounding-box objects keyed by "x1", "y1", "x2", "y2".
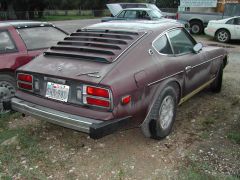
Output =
[{"x1": 11, "y1": 97, "x2": 130, "y2": 139}]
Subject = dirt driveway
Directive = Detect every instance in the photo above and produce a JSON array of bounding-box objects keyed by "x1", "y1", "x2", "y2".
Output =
[{"x1": 0, "y1": 36, "x2": 239, "y2": 180}]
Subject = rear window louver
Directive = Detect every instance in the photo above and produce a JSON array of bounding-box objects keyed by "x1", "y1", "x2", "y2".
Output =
[{"x1": 44, "y1": 29, "x2": 146, "y2": 63}]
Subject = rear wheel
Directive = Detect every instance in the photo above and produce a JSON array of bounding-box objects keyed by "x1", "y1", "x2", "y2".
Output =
[
  {"x1": 0, "y1": 74, "x2": 16, "y2": 112},
  {"x1": 215, "y1": 29, "x2": 230, "y2": 43},
  {"x1": 190, "y1": 21, "x2": 203, "y2": 34},
  {"x1": 149, "y1": 85, "x2": 178, "y2": 140}
]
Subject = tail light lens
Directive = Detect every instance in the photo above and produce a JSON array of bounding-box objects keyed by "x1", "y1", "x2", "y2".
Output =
[
  {"x1": 17, "y1": 73, "x2": 33, "y2": 91},
  {"x1": 18, "y1": 74, "x2": 33, "y2": 83},
  {"x1": 83, "y1": 85, "x2": 112, "y2": 109},
  {"x1": 86, "y1": 86, "x2": 109, "y2": 98},
  {"x1": 86, "y1": 97, "x2": 110, "y2": 107}
]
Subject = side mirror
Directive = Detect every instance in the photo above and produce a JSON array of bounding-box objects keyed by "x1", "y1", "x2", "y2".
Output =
[{"x1": 193, "y1": 43, "x2": 203, "y2": 53}]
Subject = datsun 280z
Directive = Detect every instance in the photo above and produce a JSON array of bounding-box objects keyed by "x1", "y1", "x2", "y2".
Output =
[{"x1": 11, "y1": 20, "x2": 228, "y2": 139}]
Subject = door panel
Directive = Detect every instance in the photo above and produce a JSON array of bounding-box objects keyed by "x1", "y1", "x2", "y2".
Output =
[{"x1": 167, "y1": 28, "x2": 212, "y2": 96}]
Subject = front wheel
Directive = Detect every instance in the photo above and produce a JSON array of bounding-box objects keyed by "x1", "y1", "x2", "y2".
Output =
[{"x1": 149, "y1": 86, "x2": 178, "y2": 140}]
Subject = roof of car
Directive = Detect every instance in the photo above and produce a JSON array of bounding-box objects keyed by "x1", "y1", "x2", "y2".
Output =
[
  {"x1": 110, "y1": 3, "x2": 154, "y2": 5},
  {"x1": 121, "y1": 8, "x2": 152, "y2": 11},
  {"x1": 0, "y1": 21, "x2": 54, "y2": 29},
  {"x1": 85, "y1": 20, "x2": 183, "y2": 32}
]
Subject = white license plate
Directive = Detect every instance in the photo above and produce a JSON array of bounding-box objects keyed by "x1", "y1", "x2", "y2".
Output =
[{"x1": 46, "y1": 82, "x2": 70, "y2": 102}]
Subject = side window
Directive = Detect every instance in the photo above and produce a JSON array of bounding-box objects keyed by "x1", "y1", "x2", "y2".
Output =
[
  {"x1": 234, "y1": 18, "x2": 240, "y2": 25},
  {"x1": 124, "y1": 11, "x2": 137, "y2": 18},
  {"x1": 117, "y1": 11, "x2": 125, "y2": 18},
  {"x1": 0, "y1": 31, "x2": 17, "y2": 54},
  {"x1": 153, "y1": 34, "x2": 173, "y2": 55},
  {"x1": 168, "y1": 29, "x2": 195, "y2": 55},
  {"x1": 226, "y1": 18, "x2": 234, "y2": 24}
]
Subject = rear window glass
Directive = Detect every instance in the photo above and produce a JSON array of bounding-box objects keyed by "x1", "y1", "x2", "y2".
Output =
[
  {"x1": 18, "y1": 27, "x2": 66, "y2": 50},
  {"x1": 153, "y1": 35, "x2": 173, "y2": 55},
  {"x1": 0, "y1": 31, "x2": 17, "y2": 53}
]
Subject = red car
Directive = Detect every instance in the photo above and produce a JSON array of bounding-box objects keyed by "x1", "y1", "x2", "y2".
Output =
[
  {"x1": 11, "y1": 21, "x2": 228, "y2": 139},
  {"x1": 0, "y1": 21, "x2": 67, "y2": 108}
]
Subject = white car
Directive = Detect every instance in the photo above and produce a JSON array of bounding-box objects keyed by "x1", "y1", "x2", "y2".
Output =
[{"x1": 205, "y1": 16, "x2": 240, "y2": 43}]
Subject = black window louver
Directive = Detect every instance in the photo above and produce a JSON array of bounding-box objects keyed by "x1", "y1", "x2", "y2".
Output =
[{"x1": 44, "y1": 29, "x2": 146, "y2": 63}]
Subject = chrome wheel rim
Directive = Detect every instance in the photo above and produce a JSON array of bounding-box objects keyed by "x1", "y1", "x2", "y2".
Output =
[
  {"x1": 158, "y1": 95, "x2": 174, "y2": 130},
  {"x1": 191, "y1": 24, "x2": 200, "y2": 34},
  {"x1": 217, "y1": 31, "x2": 228, "y2": 42},
  {"x1": 0, "y1": 81, "x2": 15, "y2": 100}
]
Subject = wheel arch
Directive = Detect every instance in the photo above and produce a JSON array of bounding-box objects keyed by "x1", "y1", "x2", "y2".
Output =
[
  {"x1": 141, "y1": 78, "x2": 182, "y2": 137},
  {"x1": 223, "y1": 55, "x2": 228, "y2": 68},
  {"x1": 189, "y1": 18, "x2": 204, "y2": 24},
  {"x1": 0, "y1": 69, "x2": 15, "y2": 77}
]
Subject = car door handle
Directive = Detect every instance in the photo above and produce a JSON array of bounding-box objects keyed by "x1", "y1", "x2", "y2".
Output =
[{"x1": 185, "y1": 66, "x2": 192, "y2": 71}]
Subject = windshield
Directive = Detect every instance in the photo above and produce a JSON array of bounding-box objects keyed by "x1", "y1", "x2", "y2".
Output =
[
  {"x1": 18, "y1": 26, "x2": 66, "y2": 50},
  {"x1": 148, "y1": 10, "x2": 163, "y2": 19},
  {"x1": 148, "y1": 4, "x2": 162, "y2": 12}
]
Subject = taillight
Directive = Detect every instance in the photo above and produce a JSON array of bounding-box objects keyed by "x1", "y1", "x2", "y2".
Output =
[
  {"x1": 18, "y1": 74, "x2": 33, "y2": 82},
  {"x1": 86, "y1": 86, "x2": 109, "y2": 98},
  {"x1": 17, "y1": 73, "x2": 33, "y2": 91},
  {"x1": 83, "y1": 85, "x2": 112, "y2": 109},
  {"x1": 86, "y1": 97, "x2": 110, "y2": 107}
]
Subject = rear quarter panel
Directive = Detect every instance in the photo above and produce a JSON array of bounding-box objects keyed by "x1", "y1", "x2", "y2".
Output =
[{"x1": 101, "y1": 31, "x2": 183, "y2": 123}]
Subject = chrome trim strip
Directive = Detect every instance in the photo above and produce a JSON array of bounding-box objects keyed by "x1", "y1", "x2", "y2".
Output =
[
  {"x1": 147, "y1": 70, "x2": 184, "y2": 86},
  {"x1": 148, "y1": 54, "x2": 223, "y2": 87},
  {"x1": 178, "y1": 78, "x2": 215, "y2": 105},
  {"x1": 192, "y1": 55, "x2": 223, "y2": 69},
  {"x1": 113, "y1": 32, "x2": 148, "y2": 62}
]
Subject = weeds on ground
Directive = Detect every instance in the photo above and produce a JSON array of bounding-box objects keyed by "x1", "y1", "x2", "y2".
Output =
[
  {"x1": 227, "y1": 132, "x2": 240, "y2": 144},
  {"x1": 0, "y1": 112, "x2": 48, "y2": 179}
]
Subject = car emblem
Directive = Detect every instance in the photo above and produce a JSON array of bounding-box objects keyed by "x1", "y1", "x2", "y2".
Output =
[{"x1": 57, "y1": 64, "x2": 64, "y2": 71}]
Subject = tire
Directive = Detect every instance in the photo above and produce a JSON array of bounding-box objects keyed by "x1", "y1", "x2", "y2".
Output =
[
  {"x1": 149, "y1": 85, "x2": 178, "y2": 140},
  {"x1": 211, "y1": 64, "x2": 223, "y2": 93},
  {"x1": 190, "y1": 21, "x2": 203, "y2": 34},
  {"x1": 215, "y1": 29, "x2": 230, "y2": 43},
  {"x1": 0, "y1": 74, "x2": 16, "y2": 101}
]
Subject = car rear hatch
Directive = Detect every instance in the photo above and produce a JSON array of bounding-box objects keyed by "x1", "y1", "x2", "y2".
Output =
[
  {"x1": 16, "y1": 28, "x2": 146, "y2": 109},
  {"x1": 20, "y1": 28, "x2": 146, "y2": 83}
]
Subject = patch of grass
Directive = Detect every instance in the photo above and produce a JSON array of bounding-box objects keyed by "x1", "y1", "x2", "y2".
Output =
[
  {"x1": 0, "y1": 117, "x2": 48, "y2": 179},
  {"x1": 179, "y1": 163, "x2": 239, "y2": 180},
  {"x1": 118, "y1": 169, "x2": 125, "y2": 180},
  {"x1": 202, "y1": 117, "x2": 216, "y2": 126},
  {"x1": 227, "y1": 132, "x2": 240, "y2": 144},
  {"x1": 39, "y1": 15, "x2": 95, "y2": 21},
  {"x1": 0, "y1": 112, "x2": 22, "y2": 129},
  {"x1": 200, "y1": 131, "x2": 210, "y2": 139},
  {"x1": 178, "y1": 165, "x2": 213, "y2": 180}
]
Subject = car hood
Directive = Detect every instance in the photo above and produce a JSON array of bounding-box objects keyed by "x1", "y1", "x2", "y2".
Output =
[
  {"x1": 106, "y1": 4, "x2": 123, "y2": 16},
  {"x1": 18, "y1": 54, "x2": 115, "y2": 84}
]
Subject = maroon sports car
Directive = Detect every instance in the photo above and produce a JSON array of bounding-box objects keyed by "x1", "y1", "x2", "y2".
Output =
[
  {"x1": 11, "y1": 20, "x2": 228, "y2": 139},
  {"x1": 0, "y1": 21, "x2": 67, "y2": 110}
]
